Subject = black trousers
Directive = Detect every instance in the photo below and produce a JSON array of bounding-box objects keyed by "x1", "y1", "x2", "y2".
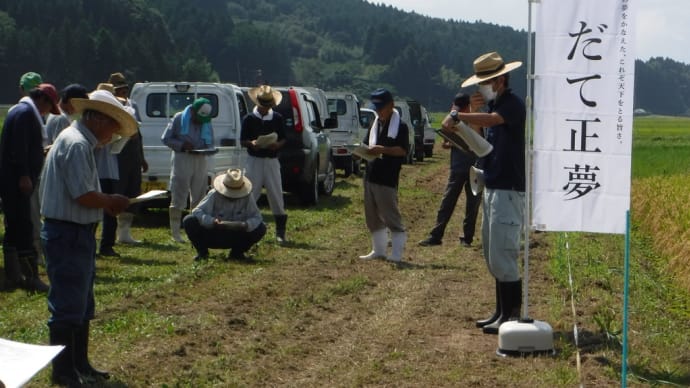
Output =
[
  {"x1": 183, "y1": 215, "x2": 266, "y2": 255},
  {"x1": 429, "y1": 169, "x2": 481, "y2": 243},
  {"x1": 99, "y1": 179, "x2": 118, "y2": 251},
  {"x1": 1, "y1": 183, "x2": 35, "y2": 255}
]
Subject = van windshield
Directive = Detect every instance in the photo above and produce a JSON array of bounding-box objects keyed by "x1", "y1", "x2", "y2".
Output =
[{"x1": 145, "y1": 93, "x2": 219, "y2": 118}]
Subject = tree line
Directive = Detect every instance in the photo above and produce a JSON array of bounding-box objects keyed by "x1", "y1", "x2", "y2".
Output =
[{"x1": 0, "y1": 0, "x2": 688, "y2": 114}]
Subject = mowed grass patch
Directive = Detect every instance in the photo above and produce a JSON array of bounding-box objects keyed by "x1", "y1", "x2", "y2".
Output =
[{"x1": 1, "y1": 117, "x2": 689, "y2": 386}]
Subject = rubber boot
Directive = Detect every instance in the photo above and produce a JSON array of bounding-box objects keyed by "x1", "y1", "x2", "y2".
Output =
[
  {"x1": 388, "y1": 231, "x2": 407, "y2": 262},
  {"x1": 19, "y1": 253, "x2": 49, "y2": 293},
  {"x1": 49, "y1": 323, "x2": 84, "y2": 387},
  {"x1": 117, "y1": 212, "x2": 141, "y2": 244},
  {"x1": 476, "y1": 279, "x2": 501, "y2": 328},
  {"x1": 74, "y1": 321, "x2": 110, "y2": 381},
  {"x1": 359, "y1": 229, "x2": 388, "y2": 260},
  {"x1": 275, "y1": 214, "x2": 288, "y2": 245},
  {"x1": 482, "y1": 280, "x2": 522, "y2": 335},
  {"x1": 169, "y1": 207, "x2": 186, "y2": 243},
  {"x1": 3, "y1": 247, "x2": 25, "y2": 290}
]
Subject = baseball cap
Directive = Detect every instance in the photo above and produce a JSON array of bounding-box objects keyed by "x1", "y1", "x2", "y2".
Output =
[
  {"x1": 192, "y1": 97, "x2": 212, "y2": 123},
  {"x1": 370, "y1": 88, "x2": 393, "y2": 110},
  {"x1": 37, "y1": 83, "x2": 60, "y2": 114},
  {"x1": 20, "y1": 72, "x2": 43, "y2": 91}
]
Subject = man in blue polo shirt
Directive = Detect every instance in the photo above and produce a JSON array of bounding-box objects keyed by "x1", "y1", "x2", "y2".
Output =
[{"x1": 445, "y1": 51, "x2": 526, "y2": 334}]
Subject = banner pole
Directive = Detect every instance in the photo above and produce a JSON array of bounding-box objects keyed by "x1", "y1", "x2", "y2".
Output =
[
  {"x1": 522, "y1": 0, "x2": 536, "y2": 320},
  {"x1": 621, "y1": 210, "x2": 630, "y2": 386}
]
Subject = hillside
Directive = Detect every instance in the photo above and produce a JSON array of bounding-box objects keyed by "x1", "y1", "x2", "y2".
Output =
[{"x1": 0, "y1": 0, "x2": 688, "y2": 113}]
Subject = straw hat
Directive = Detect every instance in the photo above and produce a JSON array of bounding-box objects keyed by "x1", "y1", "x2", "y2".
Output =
[
  {"x1": 461, "y1": 52, "x2": 522, "y2": 88},
  {"x1": 71, "y1": 90, "x2": 138, "y2": 138},
  {"x1": 248, "y1": 85, "x2": 282, "y2": 107},
  {"x1": 213, "y1": 168, "x2": 252, "y2": 198},
  {"x1": 108, "y1": 72, "x2": 129, "y2": 90}
]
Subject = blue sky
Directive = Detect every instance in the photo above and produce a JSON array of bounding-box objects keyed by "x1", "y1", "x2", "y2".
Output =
[{"x1": 373, "y1": 0, "x2": 690, "y2": 65}]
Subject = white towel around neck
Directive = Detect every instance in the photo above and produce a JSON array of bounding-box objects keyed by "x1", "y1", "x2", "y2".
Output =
[
  {"x1": 368, "y1": 109, "x2": 400, "y2": 146},
  {"x1": 252, "y1": 106, "x2": 274, "y2": 121}
]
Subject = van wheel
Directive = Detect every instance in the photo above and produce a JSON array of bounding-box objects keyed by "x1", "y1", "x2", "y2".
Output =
[
  {"x1": 352, "y1": 158, "x2": 361, "y2": 176},
  {"x1": 319, "y1": 157, "x2": 335, "y2": 196},
  {"x1": 300, "y1": 164, "x2": 319, "y2": 206}
]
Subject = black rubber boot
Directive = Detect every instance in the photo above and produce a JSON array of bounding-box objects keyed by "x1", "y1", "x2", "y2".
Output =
[
  {"x1": 49, "y1": 323, "x2": 84, "y2": 387},
  {"x1": 18, "y1": 253, "x2": 49, "y2": 293},
  {"x1": 74, "y1": 321, "x2": 110, "y2": 381},
  {"x1": 482, "y1": 280, "x2": 522, "y2": 335},
  {"x1": 3, "y1": 247, "x2": 25, "y2": 290},
  {"x1": 476, "y1": 279, "x2": 501, "y2": 328},
  {"x1": 275, "y1": 214, "x2": 288, "y2": 244}
]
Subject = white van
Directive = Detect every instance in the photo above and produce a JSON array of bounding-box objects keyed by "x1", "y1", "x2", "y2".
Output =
[
  {"x1": 393, "y1": 101, "x2": 417, "y2": 164},
  {"x1": 420, "y1": 105, "x2": 436, "y2": 157},
  {"x1": 130, "y1": 82, "x2": 249, "y2": 192},
  {"x1": 326, "y1": 91, "x2": 361, "y2": 176}
]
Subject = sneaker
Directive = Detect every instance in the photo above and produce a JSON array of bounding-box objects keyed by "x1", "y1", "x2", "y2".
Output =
[
  {"x1": 459, "y1": 237, "x2": 472, "y2": 247},
  {"x1": 418, "y1": 237, "x2": 442, "y2": 247}
]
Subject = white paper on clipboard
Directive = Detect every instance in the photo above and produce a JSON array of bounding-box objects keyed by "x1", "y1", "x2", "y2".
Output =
[
  {"x1": 351, "y1": 145, "x2": 380, "y2": 162},
  {"x1": 128, "y1": 190, "x2": 168, "y2": 204}
]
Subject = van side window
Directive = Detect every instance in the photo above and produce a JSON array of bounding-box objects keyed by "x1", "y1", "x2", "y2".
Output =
[
  {"x1": 145, "y1": 93, "x2": 219, "y2": 118},
  {"x1": 304, "y1": 98, "x2": 320, "y2": 130}
]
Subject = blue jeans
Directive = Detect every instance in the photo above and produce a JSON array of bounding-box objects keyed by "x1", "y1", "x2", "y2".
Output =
[{"x1": 42, "y1": 219, "x2": 98, "y2": 326}]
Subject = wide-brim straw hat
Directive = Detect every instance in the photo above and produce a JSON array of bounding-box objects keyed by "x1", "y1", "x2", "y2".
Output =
[
  {"x1": 71, "y1": 90, "x2": 138, "y2": 138},
  {"x1": 461, "y1": 51, "x2": 522, "y2": 88},
  {"x1": 213, "y1": 168, "x2": 253, "y2": 198},
  {"x1": 248, "y1": 85, "x2": 282, "y2": 107}
]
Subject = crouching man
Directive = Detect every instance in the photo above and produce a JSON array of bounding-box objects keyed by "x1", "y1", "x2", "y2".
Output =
[{"x1": 183, "y1": 168, "x2": 266, "y2": 262}]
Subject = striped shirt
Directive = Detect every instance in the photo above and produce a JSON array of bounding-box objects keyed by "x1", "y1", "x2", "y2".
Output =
[
  {"x1": 94, "y1": 143, "x2": 119, "y2": 180},
  {"x1": 40, "y1": 120, "x2": 103, "y2": 224}
]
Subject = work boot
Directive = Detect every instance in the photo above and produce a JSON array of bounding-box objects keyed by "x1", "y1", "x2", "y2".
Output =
[
  {"x1": 482, "y1": 280, "x2": 522, "y2": 335},
  {"x1": 476, "y1": 279, "x2": 501, "y2": 328},
  {"x1": 117, "y1": 212, "x2": 141, "y2": 244},
  {"x1": 359, "y1": 229, "x2": 388, "y2": 260},
  {"x1": 3, "y1": 247, "x2": 25, "y2": 291},
  {"x1": 74, "y1": 321, "x2": 110, "y2": 381},
  {"x1": 98, "y1": 246, "x2": 120, "y2": 257},
  {"x1": 18, "y1": 253, "x2": 49, "y2": 293},
  {"x1": 49, "y1": 323, "x2": 84, "y2": 387},
  {"x1": 275, "y1": 214, "x2": 288, "y2": 245},
  {"x1": 169, "y1": 207, "x2": 186, "y2": 243}
]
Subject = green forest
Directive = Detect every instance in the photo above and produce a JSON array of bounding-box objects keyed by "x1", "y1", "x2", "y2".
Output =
[{"x1": 0, "y1": 0, "x2": 689, "y2": 113}]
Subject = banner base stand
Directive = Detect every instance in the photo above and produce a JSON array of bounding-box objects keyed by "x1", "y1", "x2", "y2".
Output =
[{"x1": 496, "y1": 318, "x2": 555, "y2": 357}]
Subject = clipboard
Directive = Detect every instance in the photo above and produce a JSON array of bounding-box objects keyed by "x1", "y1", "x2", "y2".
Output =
[
  {"x1": 187, "y1": 147, "x2": 219, "y2": 155},
  {"x1": 128, "y1": 190, "x2": 168, "y2": 204},
  {"x1": 351, "y1": 145, "x2": 381, "y2": 162}
]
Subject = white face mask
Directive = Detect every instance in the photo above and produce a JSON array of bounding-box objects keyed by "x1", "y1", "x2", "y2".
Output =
[{"x1": 478, "y1": 84, "x2": 497, "y2": 103}]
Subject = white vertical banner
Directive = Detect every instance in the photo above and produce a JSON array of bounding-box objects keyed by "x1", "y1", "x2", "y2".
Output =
[{"x1": 532, "y1": 0, "x2": 635, "y2": 234}]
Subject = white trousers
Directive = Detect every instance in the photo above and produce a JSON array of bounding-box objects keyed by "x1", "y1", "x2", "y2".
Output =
[
  {"x1": 245, "y1": 155, "x2": 285, "y2": 215},
  {"x1": 169, "y1": 152, "x2": 208, "y2": 210}
]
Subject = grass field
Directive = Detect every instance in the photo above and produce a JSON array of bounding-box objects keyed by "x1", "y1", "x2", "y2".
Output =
[{"x1": 0, "y1": 114, "x2": 689, "y2": 387}]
